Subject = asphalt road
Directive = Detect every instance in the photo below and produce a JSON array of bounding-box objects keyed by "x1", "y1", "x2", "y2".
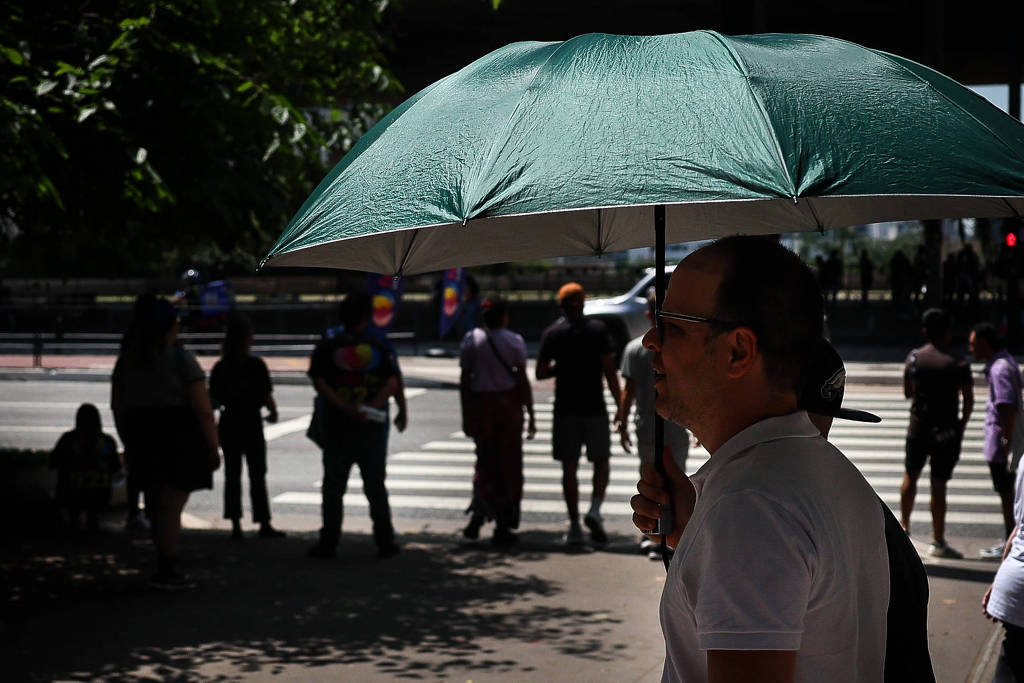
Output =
[{"x1": 1, "y1": 376, "x2": 1012, "y2": 542}]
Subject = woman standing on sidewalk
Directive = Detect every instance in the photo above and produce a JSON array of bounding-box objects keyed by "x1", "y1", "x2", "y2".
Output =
[
  {"x1": 210, "y1": 313, "x2": 284, "y2": 540},
  {"x1": 111, "y1": 297, "x2": 220, "y2": 589}
]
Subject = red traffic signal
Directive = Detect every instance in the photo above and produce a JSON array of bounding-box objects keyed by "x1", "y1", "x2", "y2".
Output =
[{"x1": 1007, "y1": 232, "x2": 1018, "y2": 248}]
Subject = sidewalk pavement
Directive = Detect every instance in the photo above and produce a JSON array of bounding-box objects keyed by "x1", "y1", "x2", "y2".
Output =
[{"x1": 0, "y1": 510, "x2": 1006, "y2": 682}]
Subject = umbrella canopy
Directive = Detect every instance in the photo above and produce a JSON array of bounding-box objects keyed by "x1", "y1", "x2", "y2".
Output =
[{"x1": 261, "y1": 31, "x2": 1024, "y2": 275}]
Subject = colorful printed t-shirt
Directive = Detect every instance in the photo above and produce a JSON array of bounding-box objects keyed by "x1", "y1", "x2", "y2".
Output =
[{"x1": 308, "y1": 326, "x2": 397, "y2": 420}]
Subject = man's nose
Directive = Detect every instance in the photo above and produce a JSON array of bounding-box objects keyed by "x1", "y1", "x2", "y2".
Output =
[{"x1": 642, "y1": 325, "x2": 660, "y2": 352}]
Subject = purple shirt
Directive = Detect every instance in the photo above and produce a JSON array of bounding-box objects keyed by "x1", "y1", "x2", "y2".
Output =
[
  {"x1": 983, "y1": 350, "x2": 1022, "y2": 463},
  {"x1": 459, "y1": 327, "x2": 526, "y2": 393}
]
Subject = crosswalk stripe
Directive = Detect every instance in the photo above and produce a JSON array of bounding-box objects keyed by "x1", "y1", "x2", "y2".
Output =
[{"x1": 266, "y1": 388, "x2": 1008, "y2": 534}]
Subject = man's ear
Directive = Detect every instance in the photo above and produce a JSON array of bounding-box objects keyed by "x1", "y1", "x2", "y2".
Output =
[{"x1": 725, "y1": 327, "x2": 758, "y2": 379}]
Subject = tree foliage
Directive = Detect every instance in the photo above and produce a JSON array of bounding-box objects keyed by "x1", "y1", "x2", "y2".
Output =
[{"x1": 0, "y1": 0, "x2": 399, "y2": 276}]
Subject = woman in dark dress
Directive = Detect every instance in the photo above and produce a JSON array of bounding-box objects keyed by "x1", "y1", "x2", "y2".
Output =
[
  {"x1": 111, "y1": 298, "x2": 220, "y2": 589},
  {"x1": 210, "y1": 313, "x2": 283, "y2": 540}
]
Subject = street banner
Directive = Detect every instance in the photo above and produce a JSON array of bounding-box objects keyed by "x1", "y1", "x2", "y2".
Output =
[
  {"x1": 367, "y1": 273, "x2": 403, "y2": 333},
  {"x1": 439, "y1": 268, "x2": 464, "y2": 338}
]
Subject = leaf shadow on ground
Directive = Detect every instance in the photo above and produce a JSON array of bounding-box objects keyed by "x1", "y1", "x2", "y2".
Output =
[{"x1": 0, "y1": 528, "x2": 631, "y2": 681}]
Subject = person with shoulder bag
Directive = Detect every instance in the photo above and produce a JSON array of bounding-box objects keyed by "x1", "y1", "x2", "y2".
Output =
[
  {"x1": 459, "y1": 295, "x2": 536, "y2": 545},
  {"x1": 111, "y1": 297, "x2": 220, "y2": 589}
]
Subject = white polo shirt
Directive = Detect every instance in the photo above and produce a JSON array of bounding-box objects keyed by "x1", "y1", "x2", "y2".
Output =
[{"x1": 660, "y1": 412, "x2": 888, "y2": 683}]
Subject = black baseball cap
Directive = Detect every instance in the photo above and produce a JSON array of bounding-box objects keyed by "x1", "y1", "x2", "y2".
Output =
[{"x1": 799, "y1": 338, "x2": 881, "y2": 423}]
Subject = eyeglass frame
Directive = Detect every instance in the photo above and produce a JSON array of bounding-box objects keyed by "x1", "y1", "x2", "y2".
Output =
[{"x1": 656, "y1": 310, "x2": 739, "y2": 330}]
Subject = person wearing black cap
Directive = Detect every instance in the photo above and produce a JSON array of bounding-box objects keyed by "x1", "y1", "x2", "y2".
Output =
[
  {"x1": 799, "y1": 338, "x2": 935, "y2": 683},
  {"x1": 902, "y1": 308, "x2": 973, "y2": 559}
]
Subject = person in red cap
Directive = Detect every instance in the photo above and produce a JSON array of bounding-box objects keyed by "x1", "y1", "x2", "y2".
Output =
[{"x1": 536, "y1": 281, "x2": 622, "y2": 547}]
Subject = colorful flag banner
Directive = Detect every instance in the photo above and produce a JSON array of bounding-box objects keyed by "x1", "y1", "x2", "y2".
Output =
[
  {"x1": 367, "y1": 273, "x2": 403, "y2": 333},
  {"x1": 439, "y1": 267, "x2": 464, "y2": 338}
]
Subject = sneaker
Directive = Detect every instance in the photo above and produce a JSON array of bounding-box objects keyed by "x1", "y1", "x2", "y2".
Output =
[
  {"x1": 648, "y1": 547, "x2": 663, "y2": 561},
  {"x1": 979, "y1": 542, "x2": 1006, "y2": 560},
  {"x1": 306, "y1": 543, "x2": 336, "y2": 559},
  {"x1": 462, "y1": 514, "x2": 484, "y2": 540},
  {"x1": 149, "y1": 570, "x2": 194, "y2": 591},
  {"x1": 377, "y1": 543, "x2": 401, "y2": 559},
  {"x1": 258, "y1": 525, "x2": 286, "y2": 539},
  {"x1": 928, "y1": 541, "x2": 963, "y2": 559},
  {"x1": 563, "y1": 525, "x2": 584, "y2": 547},
  {"x1": 640, "y1": 536, "x2": 656, "y2": 553},
  {"x1": 584, "y1": 514, "x2": 608, "y2": 545},
  {"x1": 492, "y1": 528, "x2": 519, "y2": 546}
]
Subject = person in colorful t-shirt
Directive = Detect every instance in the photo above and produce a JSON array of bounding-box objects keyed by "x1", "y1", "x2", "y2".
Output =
[{"x1": 306, "y1": 292, "x2": 401, "y2": 560}]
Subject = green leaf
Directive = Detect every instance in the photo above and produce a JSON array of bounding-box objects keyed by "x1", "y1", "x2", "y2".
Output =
[
  {"x1": 1, "y1": 46, "x2": 24, "y2": 65},
  {"x1": 77, "y1": 106, "x2": 97, "y2": 123},
  {"x1": 236, "y1": 81, "x2": 254, "y2": 93},
  {"x1": 36, "y1": 80, "x2": 58, "y2": 96}
]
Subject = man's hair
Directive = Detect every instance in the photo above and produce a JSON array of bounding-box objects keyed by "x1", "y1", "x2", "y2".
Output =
[
  {"x1": 338, "y1": 292, "x2": 372, "y2": 328},
  {"x1": 921, "y1": 307, "x2": 951, "y2": 342},
  {"x1": 557, "y1": 281, "x2": 585, "y2": 304},
  {"x1": 708, "y1": 235, "x2": 824, "y2": 394},
  {"x1": 971, "y1": 321, "x2": 1004, "y2": 351},
  {"x1": 481, "y1": 295, "x2": 507, "y2": 328},
  {"x1": 646, "y1": 287, "x2": 657, "y2": 317},
  {"x1": 222, "y1": 311, "x2": 253, "y2": 359}
]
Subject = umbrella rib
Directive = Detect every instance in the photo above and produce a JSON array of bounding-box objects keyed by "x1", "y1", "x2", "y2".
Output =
[
  {"x1": 395, "y1": 228, "x2": 420, "y2": 277},
  {"x1": 1004, "y1": 198, "x2": 1024, "y2": 219},
  {"x1": 869, "y1": 49, "x2": 1024, "y2": 169},
  {"x1": 703, "y1": 31, "x2": 797, "y2": 198},
  {"x1": 804, "y1": 197, "x2": 825, "y2": 232}
]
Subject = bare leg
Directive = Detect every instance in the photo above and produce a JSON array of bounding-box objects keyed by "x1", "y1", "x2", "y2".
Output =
[
  {"x1": 999, "y1": 488, "x2": 1015, "y2": 537},
  {"x1": 152, "y1": 483, "x2": 190, "y2": 560},
  {"x1": 900, "y1": 471, "x2": 919, "y2": 533},
  {"x1": 592, "y1": 460, "x2": 609, "y2": 502},
  {"x1": 561, "y1": 460, "x2": 579, "y2": 526},
  {"x1": 929, "y1": 478, "x2": 947, "y2": 545}
]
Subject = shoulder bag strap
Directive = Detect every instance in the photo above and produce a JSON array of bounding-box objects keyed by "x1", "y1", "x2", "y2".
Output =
[{"x1": 484, "y1": 331, "x2": 519, "y2": 380}]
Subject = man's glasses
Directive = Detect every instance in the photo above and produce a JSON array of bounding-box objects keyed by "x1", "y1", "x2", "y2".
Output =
[{"x1": 656, "y1": 310, "x2": 739, "y2": 330}]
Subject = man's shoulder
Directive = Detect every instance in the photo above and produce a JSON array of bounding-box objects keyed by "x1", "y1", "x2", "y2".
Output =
[
  {"x1": 582, "y1": 317, "x2": 609, "y2": 334},
  {"x1": 540, "y1": 317, "x2": 569, "y2": 339},
  {"x1": 623, "y1": 335, "x2": 647, "y2": 359}
]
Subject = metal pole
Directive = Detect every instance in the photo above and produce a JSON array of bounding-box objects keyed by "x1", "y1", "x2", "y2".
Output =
[
  {"x1": 654, "y1": 205, "x2": 666, "y2": 485},
  {"x1": 654, "y1": 205, "x2": 671, "y2": 567}
]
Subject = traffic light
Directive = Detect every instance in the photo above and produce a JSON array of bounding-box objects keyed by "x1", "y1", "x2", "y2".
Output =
[{"x1": 1002, "y1": 222, "x2": 1020, "y2": 249}]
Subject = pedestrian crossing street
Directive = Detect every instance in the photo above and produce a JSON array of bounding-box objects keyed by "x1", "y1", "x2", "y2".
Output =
[{"x1": 272, "y1": 388, "x2": 1006, "y2": 537}]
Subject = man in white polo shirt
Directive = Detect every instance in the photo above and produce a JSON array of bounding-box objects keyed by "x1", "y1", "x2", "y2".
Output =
[{"x1": 630, "y1": 236, "x2": 889, "y2": 683}]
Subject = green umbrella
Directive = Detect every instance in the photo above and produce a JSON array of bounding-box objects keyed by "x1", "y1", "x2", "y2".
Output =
[{"x1": 261, "y1": 30, "x2": 1024, "y2": 275}]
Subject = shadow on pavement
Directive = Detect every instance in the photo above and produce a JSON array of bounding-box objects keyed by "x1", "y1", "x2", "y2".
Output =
[
  {"x1": 1, "y1": 528, "x2": 629, "y2": 681},
  {"x1": 924, "y1": 561, "x2": 1000, "y2": 584}
]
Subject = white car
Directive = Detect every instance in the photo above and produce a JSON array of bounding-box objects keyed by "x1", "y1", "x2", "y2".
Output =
[{"x1": 584, "y1": 264, "x2": 677, "y2": 356}]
